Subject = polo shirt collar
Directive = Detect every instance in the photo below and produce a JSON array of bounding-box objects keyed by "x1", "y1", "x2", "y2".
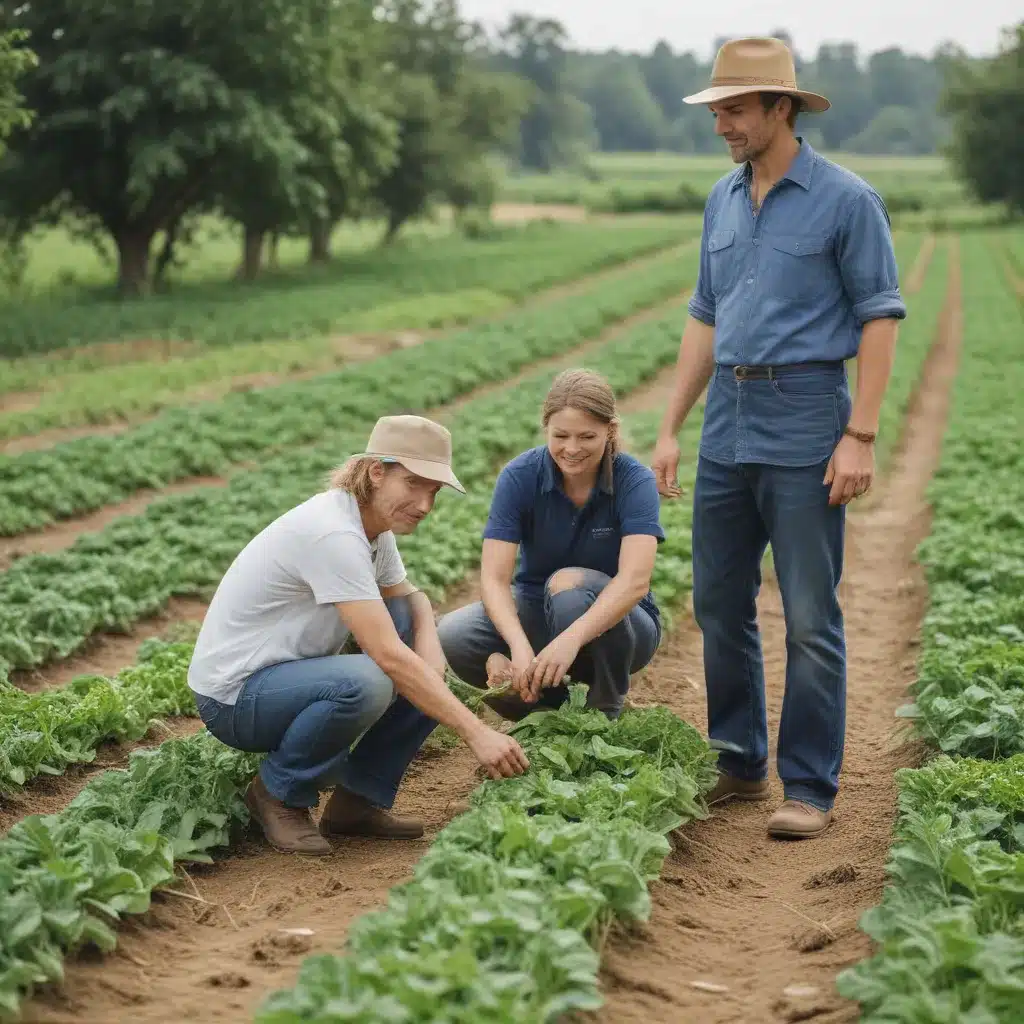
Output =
[
  {"x1": 541, "y1": 449, "x2": 613, "y2": 495},
  {"x1": 728, "y1": 137, "x2": 815, "y2": 193}
]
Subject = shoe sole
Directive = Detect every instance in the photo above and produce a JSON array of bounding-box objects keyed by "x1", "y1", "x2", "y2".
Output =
[
  {"x1": 767, "y1": 821, "x2": 832, "y2": 840},
  {"x1": 708, "y1": 788, "x2": 771, "y2": 806},
  {"x1": 319, "y1": 828, "x2": 424, "y2": 841}
]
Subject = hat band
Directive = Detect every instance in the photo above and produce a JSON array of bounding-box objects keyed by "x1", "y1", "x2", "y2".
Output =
[{"x1": 712, "y1": 74, "x2": 796, "y2": 88}]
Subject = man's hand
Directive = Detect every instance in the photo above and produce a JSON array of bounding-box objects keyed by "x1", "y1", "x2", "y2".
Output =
[
  {"x1": 824, "y1": 433, "x2": 875, "y2": 506},
  {"x1": 465, "y1": 723, "x2": 530, "y2": 779},
  {"x1": 652, "y1": 434, "x2": 682, "y2": 498},
  {"x1": 525, "y1": 632, "x2": 581, "y2": 699}
]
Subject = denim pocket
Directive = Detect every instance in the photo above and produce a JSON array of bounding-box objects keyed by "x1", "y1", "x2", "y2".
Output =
[{"x1": 764, "y1": 234, "x2": 830, "y2": 302}]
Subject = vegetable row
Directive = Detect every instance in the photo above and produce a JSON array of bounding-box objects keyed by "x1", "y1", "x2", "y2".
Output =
[
  {"x1": 0, "y1": 220, "x2": 694, "y2": 359},
  {"x1": 0, "y1": 245, "x2": 697, "y2": 537},
  {"x1": 837, "y1": 233, "x2": 1024, "y2": 1022},
  {"x1": 0, "y1": 313, "x2": 697, "y2": 780},
  {"x1": 256, "y1": 686, "x2": 719, "y2": 1022}
]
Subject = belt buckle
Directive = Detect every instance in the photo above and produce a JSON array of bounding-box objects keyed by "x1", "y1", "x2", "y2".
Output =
[{"x1": 734, "y1": 365, "x2": 750, "y2": 380}]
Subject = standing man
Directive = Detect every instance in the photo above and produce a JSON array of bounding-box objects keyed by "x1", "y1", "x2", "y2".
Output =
[{"x1": 652, "y1": 38, "x2": 906, "y2": 840}]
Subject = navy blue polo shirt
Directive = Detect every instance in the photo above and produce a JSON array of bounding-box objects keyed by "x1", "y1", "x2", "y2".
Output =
[{"x1": 482, "y1": 446, "x2": 666, "y2": 622}]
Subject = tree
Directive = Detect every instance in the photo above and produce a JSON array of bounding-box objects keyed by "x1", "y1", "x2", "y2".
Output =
[
  {"x1": 584, "y1": 58, "x2": 666, "y2": 151},
  {"x1": 0, "y1": 28, "x2": 33, "y2": 150},
  {"x1": 0, "y1": 0, "x2": 338, "y2": 296},
  {"x1": 494, "y1": 15, "x2": 586, "y2": 171},
  {"x1": 943, "y1": 23, "x2": 1024, "y2": 213}
]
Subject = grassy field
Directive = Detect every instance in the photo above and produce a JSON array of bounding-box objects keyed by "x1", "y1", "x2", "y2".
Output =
[{"x1": 498, "y1": 151, "x2": 992, "y2": 228}]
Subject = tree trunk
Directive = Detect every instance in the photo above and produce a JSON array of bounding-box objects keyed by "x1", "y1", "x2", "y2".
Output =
[
  {"x1": 383, "y1": 212, "x2": 405, "y2": 245},
  {"x1": 152, "y1": 218, "x2": 181, "y2": 292},
  {"x1": 238, "y1": 225, "x2": 265, "y2": 281},
  {"x1": 115, "y1": 229, "x2": 154, "y2": 298},
  {"x1": 267, "y1": 232, "x2": 280, "y2": 270},
  {"x1": 308, "y1": 219, "x2": 333, "y2": 263}
]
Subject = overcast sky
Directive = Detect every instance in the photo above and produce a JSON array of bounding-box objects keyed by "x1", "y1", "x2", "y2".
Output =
[{"x1": 457, "y1": 0, "x2": 1020, "y2": 59}]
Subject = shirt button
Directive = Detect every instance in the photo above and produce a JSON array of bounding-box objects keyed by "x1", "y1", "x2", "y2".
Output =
[
  {"x1": 753, "y1": 239, "x2": 760, "y2": 246},
  {"x1": 747, "y1": 278, "x2": 754, "y2": 284}
]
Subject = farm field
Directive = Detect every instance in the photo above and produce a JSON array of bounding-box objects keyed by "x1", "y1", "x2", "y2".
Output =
[{"x1": 0, "y1": 211, "x2": 1021, "y2": 1024}]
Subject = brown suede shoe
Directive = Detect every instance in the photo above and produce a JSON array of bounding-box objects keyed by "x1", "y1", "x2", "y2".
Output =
[
  {"x1": 705, "y1": 773, "x2": 771, "y2": 805},
  {"x1": 319, "y1": 787, "x2": 424, "y2": 840},
  {"x1": 767, "y1": 800, "x2": 833, "y2": 839},
  {"x1": 244, "y1": 775, "x2": 332, "y2": 856}
]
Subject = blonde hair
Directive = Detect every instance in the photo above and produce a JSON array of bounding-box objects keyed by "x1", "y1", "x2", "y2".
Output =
[
  {"x1": 541, "y1": 369, "x2": 621, "y2": 488},
  {"x1": 328, "y1": 457, "x2": 389, "y2": 505}
]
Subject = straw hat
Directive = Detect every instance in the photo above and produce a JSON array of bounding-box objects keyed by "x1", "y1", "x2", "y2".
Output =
[
  {"x1": 683, "y1": 37, "x2": 830, "y2": 113},
  {"x1": 355, "y1": 414, "x2": 465, "y2": 493}
]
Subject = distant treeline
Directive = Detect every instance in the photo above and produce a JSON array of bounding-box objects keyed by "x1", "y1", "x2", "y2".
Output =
[{"x1": 482, "y1": 19, "x2": 969, "y2": 163}]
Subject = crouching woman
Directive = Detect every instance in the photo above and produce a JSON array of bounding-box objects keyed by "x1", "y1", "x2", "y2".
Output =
[{"x1": 438, "y1": 369, "x2": 665, "y2": 719}]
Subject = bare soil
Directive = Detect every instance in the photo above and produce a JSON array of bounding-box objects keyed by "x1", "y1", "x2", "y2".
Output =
[
  {"x1": 12, "y1": 248, "x2": 960, "y2": 1023},
  {"x1": 490, "y1": 202, "x2": 587, "y2": 224}
]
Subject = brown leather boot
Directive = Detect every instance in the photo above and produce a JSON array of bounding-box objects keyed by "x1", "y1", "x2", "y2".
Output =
[
  {"x1": 319, "y1": 787, "x2": 424, "y2": 840},
  {"x1": 705, "y1": 773, "x2": 771, "y2": 805},
  {"x1": 767, "y1": 800, "x2": 833, "y2": 839},
  {"x1": 243, "y1": 775, "x2": 332, "y2": 856}
]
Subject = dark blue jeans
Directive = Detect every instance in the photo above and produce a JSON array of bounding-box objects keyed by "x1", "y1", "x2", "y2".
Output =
[
  {"x1": 437, "y1": 568, "x2": 661, "y2": 719},
  {"x1": 192, "y1": 597, "x2": 439, "y2": 809},
  {"x1": 692, "y1": 455, "x2": 846, "y2": 811}
]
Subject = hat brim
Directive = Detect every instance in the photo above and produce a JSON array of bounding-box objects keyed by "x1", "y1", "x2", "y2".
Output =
[
  {"x1": 359, "y1": 452, "x2": 466, "y2": 494},
  {"x1": 683, "y1": 84, "x2": 830, "y2": 113}
]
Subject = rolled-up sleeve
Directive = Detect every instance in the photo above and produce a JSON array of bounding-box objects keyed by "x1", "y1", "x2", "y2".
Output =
[
  {"x1": 687, "y1": 197, "x2": 717, "y2": 326},
  {"x1": 837, "y1": 189, "x2": 908, "y2": 325}
]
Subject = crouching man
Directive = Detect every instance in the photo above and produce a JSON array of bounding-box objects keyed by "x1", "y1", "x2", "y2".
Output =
[{"x1": 187, "y1": 415, "x2": 529, "y2": 856}]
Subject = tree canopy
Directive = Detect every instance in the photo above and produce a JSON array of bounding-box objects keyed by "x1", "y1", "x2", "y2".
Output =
[{"x1": 942, "y1": 23, "x2": 1024, "y2": 214}]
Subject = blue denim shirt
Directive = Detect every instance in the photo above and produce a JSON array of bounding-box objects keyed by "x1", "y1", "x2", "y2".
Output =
[
  {"x1": 482, "y1": 447, "x2": 666, "y2": 622},
  {"x1": 688, "y1": 139, "x2": 907, "y2": 467}
]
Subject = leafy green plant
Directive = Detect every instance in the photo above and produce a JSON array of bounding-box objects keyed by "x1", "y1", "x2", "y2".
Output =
[
  {"x1": 0, "y1": 730, "x2": 260, "y2": 1019},
  {"x1": 0, "y1": 642, "x2": 196, "y2": 793},
  {"x1": 840, "y1": 232, "x2": 1024, "y2": 1021},
  {"x1": 255, "y1": 686, "x2": 719, "y2": 1023}
]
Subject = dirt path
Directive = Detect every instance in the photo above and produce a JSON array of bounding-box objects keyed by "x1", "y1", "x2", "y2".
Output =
[
  {"x1": 590, "y1": 240, "x2": 962, "y2": 1024},
  {"x1": 0, "y1": 289, "x2": 691, "y2": 580},
  {"x1": 904, "y1": 232, "x2": 935, "y2": 295}
]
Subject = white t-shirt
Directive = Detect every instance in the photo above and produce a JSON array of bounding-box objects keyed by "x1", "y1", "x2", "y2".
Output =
[{"x1": 187, "y1": 489, "x2": 406, "y2": 705}]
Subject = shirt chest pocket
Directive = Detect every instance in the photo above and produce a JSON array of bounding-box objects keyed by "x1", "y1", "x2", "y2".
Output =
[
  {"x1": 764, "y1": 234, "x2": 832, "y2": 303},
  {"x1": 707, "y1": 229, "x2": 741, "y2": 297}
]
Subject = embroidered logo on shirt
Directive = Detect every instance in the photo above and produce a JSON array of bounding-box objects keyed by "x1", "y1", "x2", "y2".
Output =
[{"x1": 590, "y1": 527, "x2": 615, "y2": 538}]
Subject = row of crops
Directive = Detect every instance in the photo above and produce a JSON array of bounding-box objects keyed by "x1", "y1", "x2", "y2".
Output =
[
  {"x1": 0, "y1": 358, "x2": 723, "y2": 1018},
  {"x1": 0, "y1": 220, "x2": 695, "y2": 359},
  {"x1": 0, "y1": 231, "x2": 953, "y2": 1021},
  {"x1": 0, "y1": 246, "x2": 698, "y2": 537},
  {"x1": 0, "y1": 229, "x2": 927, "y2": 537},
  {"x1": 0, "y1": 235, "x2": 946, "y2": 684},
  {"x1": 837, "y1": 234, "x2": 1024, "y2": 1022}
]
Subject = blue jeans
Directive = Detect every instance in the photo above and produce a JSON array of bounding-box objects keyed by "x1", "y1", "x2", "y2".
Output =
[
  {"x1": 437, "y1": 568, "x2": 661, "y2": 719},
  {"x1": 192, "y1": 597, "x2": 438, "y2": 809},
  {"x1": 692, "y1": 455, "x2": 846, "y2": 811}
]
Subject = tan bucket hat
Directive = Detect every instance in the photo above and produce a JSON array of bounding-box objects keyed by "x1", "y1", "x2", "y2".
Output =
[
  {"x1": 683, "y1": 37, "x2": 830, "y2": 113},
  {"x1": 355, "y1": 414, "x2": 465, "y2": 493}
]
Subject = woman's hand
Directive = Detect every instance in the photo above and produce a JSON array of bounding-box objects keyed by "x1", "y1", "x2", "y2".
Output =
[
  {"x1": 525, "y1": 633, "x2": 582, "y2": 699},
  {"x1": 486, "y1": 642, "x2": 534, "y2": 699}
]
